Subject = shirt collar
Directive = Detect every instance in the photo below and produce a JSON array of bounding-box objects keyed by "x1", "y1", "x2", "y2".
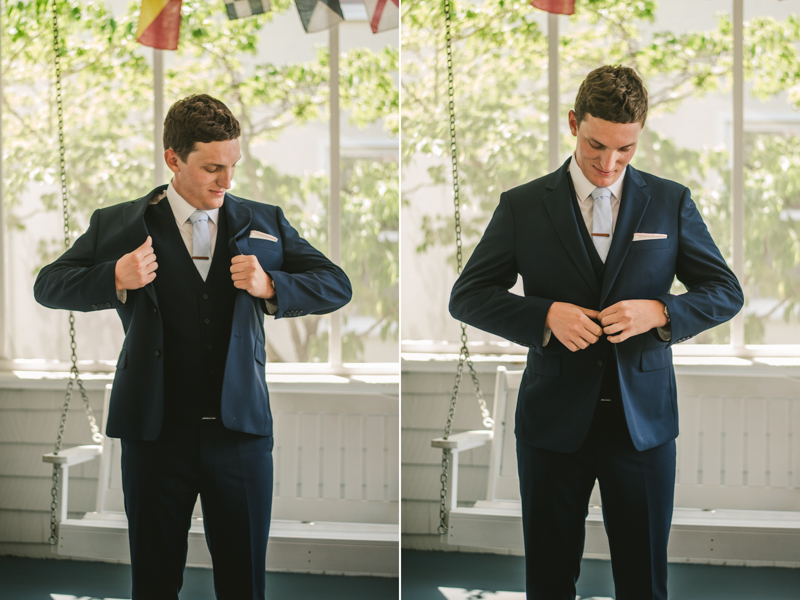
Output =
[
  {"x1": 166, "y1": 181, "x2": 220, "y2": 225},
  {"x1": 568, "y1": 154, "x2": 626, "y2": 202}
]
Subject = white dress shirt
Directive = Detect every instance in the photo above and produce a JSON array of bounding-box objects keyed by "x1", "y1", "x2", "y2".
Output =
[
  {"x1": 542, "y1": 156, "x2": 669, "y2": 345},
  {"x1": 167, "y1": 181, "x2": 220, "y2": 259}
]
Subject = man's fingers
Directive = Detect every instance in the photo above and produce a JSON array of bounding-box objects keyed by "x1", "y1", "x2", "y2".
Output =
[
  {"x1": 608, "y1": 331, "x2": 629, "y2": 343},
  {"x1": 579, "y1": 306, "x2": 600, "y2": 319}
]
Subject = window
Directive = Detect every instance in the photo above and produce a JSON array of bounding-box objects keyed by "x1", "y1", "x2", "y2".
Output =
[
  {"x1": 1, "y1": 0, "x2": 398, "y2": 370},
  {"x1": 401, "y1": 0, "x2": 800, "y2": 357}
]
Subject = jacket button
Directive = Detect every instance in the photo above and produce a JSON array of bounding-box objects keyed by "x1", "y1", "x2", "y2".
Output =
[
  {"x1": 202, "y1": 293, "x2": 209, "y2": 300},
  {"x1": 597, "y1": 360, "x2": 604, "y2": 367},
  {"x1": 155, "y1": 350, "x2": 161, "y2": 357},
  {"x1": 206, "y1": 344, "x2": 212, "y2": 350},
  {"x1": 204, "y1": 318, "x2": 211, "y2": 324}
]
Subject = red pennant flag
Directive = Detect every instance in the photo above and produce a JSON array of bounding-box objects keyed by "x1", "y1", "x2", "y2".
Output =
[
  {"x1": 530, "y1": 0, "x2": 575, "y2": 15},
  {"x1": 365, "y1": 0, "x2": 399, "y2": 34},
  {"x1": 136, "y1": 0, "x2": 182, "y2": 51}
]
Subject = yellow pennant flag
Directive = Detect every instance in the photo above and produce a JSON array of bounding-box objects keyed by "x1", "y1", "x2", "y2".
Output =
[{"x1": 136, "y1": 0, "x2": 182, "y2": 50}]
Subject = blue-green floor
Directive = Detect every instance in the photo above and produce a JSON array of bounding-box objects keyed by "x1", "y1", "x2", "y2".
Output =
[
  {"x1": 0, "y1": 556, "x2": 398, "y2": 600},
  {"x1": 402, "y1": 550, "x2": 800, "y2": 600}
]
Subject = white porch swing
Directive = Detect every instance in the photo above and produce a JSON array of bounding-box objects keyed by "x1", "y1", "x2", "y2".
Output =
[
  {"x1": 430, "y1": 0, "x2": 800, "y2": 566},
  {"x1": 40, "y1": 0, "x2": 397, "y2": 576}
]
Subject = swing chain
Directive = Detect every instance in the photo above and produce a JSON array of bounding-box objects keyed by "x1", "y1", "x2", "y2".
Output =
[
  {"x1": 48, "y1": 0, "x2": 103, "y2": 546},
  {"x1": 438, "y1": 0, "x2": 494, "y2": 537}
]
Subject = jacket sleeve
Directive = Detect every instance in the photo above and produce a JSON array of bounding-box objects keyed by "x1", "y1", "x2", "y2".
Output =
[
  {"x1": 449, "y1": 192, "x2": 554, "y2": 352},
  {"x1": 655, "y1": 187, "x2": 744, "y2": 346},
  {"x1": 33, "y1": 209, "x2": 124, "y2": 313},
  {"x1": 264, "y1": 206, "x2": 352, "y2": 318}
]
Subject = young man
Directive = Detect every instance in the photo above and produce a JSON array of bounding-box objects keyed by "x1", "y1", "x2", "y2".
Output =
[
  {"x1": 34, "y1": 94, "x2": 352, "y2": 599},
  {"x1": 450, "y1": 66, "x2": 743, "y2": 599}
]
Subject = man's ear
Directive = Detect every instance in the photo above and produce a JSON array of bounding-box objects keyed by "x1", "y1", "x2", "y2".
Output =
[
  {"x1": 164, "y1": 148, "x2": 181, "y2": 174},
  {"x1": 568, "y1": 110, "x2": 579, "y2": 137}
]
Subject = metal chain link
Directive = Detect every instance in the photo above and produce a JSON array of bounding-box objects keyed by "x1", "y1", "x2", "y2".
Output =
[
  {"x1": 438, "y1": 0, "x2": 494, "y2": 536},
  {"x1": 48, "y1": 0, "x2": 103, "y2": 546}
]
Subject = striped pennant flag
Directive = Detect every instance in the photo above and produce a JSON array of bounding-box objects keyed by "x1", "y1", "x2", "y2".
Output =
[
  {"x1": 364, "y1": 0, "x2": 398, "y2": 33},
  {"x1": 225, "y1": 0, "x2": 271, "y2": 20},
  {"x1": 530, "y1": 0, "x2": 575, "y2": 15},
  {"x1": 136, "y1": 0, "x2": 182, "y2": 50},
  {"x1": 295, "y1": 0, "x2": 344, "y2": 33}
]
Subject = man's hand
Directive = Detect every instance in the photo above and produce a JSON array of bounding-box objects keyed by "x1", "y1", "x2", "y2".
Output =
[
  {"x1": 115, "y1": 236, "x2": 157, "y2": 291},
  {"x1": 231, "y1": 255, "x2": 276, "y2": 300},
  {"x1": 598, "y1": 300, "x2": 668, "y2": 343},
  {"x1": 545, "y1": 302, "x2": 603, "y2": 352}
]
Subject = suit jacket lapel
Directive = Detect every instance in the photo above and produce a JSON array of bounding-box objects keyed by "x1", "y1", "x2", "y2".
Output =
[
  {"x1": 599, "y1": 165, "x2": 651, "y2": 306},
  {"x1": 223, "y1": 193, "x2": 253, "y2": 257},
  {"x1": 542, "y1": 158, "x2": 600, "y2": 296},
  {"x1": 123, "y1": 186, "x2": 167, "y2": 308}
]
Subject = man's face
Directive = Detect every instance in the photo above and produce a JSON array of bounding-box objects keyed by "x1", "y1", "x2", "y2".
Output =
[
  {"x1": 569, "y1": 111, "x2": 642, "y2": 188},
  {"x1": 165, "y1": 138, "x2": 241, "y2": 210}
]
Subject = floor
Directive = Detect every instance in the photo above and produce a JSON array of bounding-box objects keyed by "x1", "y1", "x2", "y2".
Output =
[
  {"x1": 0, "y1": 556, "x2": 398, "y2": 600},
  {"x1": 401, "y1": 550, "x2": 800, "y2": 600}
]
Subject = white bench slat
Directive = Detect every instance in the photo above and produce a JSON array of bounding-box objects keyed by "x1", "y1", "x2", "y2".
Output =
[
  {"x1": 299, "y1": 412, "x2": 320, "y2": 499},
  {"x1": 343, "y1": 415, "x2": 362, "y2": 501},
  {"x1": 431, "y1": 430, "x2": 493, "y2": 451},
  {"x1": 723, "y1": 396, "x2": 745, "y2": 486},
  {"x1": 366, "y1": 415, "x2": 385, "y2": 502},
  {"x1": 42, "y1": 445, "x2": 101, "y2": 466},
  {"x1": 56, "y1": 513, "x2": 398, "y2": 575},
  {"x1": 321, "y1": 413, "x2": 341, "y2": 500}
]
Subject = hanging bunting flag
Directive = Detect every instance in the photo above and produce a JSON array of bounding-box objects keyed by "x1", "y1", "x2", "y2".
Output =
[
  {"x1": 363, "y1": 0, "x2": 398, "y2": 33},
  {"x1": 530, "y1": 0, "x2": 575, "y2": 15},
  {"x1": 136, "y1": 0, "x2": 182, "y2": 50},
  {"x1": 295, "y1": 0, "x2": 344, "y2": 33},
  {"x1": 225, "y1": 0, "x2": 271, "y2": 20}
]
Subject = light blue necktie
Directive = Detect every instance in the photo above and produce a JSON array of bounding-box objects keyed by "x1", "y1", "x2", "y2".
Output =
[
  {"x1": 189, "y1": 210, "x2": 212, "y2": 281},
  {"x1": 590, "y1": 187, "x2": 612, "y2": 263}
]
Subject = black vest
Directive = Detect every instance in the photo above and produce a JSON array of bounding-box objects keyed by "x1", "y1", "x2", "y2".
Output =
[
  {"x1": 144, "y1": 199, "x2": 238, "y2": 437},
  {"x1": 566, "y1": 175, "x2": 622, "y2": 402}
]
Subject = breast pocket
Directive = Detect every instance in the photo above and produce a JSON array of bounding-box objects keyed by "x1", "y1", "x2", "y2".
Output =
[
  {"x1": 246, "y1": 238, "x2": 283, "y2": 271},
  {"x1": 629, "y1": 238, "x2": 671, "y2": 251}
]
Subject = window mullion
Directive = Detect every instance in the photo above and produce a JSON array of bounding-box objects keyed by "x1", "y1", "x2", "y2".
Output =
[
  {"x1": 154, "y1": 48, "x2": 165, "y2": 187},
  {"x1": 328, "y1": 25, "x2": 343, "y2": 368},
  {"x1": 731, "y1": 0, "x2": 746, "y2": 349},
  {"x1": 548, "y1": 12, "x2": 560, "y2": 172}
]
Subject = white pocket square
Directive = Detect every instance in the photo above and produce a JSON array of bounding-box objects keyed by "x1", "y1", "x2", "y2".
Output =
[
  {"x1": 249, "y1": 231, "x2": 278, "y2": 242},
  {"x1": 632, "y1": 233, "x2": 668, "y2": 241}
]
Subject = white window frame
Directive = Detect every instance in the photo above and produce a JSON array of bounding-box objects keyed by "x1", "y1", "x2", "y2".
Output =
[
  {"x1": 0, "y1": 7, "x2": 398, "y2": 377},
  {"x1": 402, "y1": 0, "x2": 800, "y2": 362}
]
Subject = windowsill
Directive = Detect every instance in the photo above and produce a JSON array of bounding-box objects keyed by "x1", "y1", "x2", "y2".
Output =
[
  {"x1": 0, "y1": 368, "x2": 398, "y2": 395},
  {"x1": 401, "y1": 352, "x2": 800, "y2": 377},
  {"x1": 402, "y1": 341, "x2": 800, "y2": 359}
]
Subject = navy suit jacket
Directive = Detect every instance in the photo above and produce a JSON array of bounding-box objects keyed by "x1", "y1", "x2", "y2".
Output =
[
  {"x1": 450, "y1": 158, "x2": 743, "y2": 453},
  {"x1": 34, "y1": 185, "x2": 352, "y2": 440}
]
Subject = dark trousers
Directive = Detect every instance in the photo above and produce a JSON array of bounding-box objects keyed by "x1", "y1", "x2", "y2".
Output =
[
  {"x1": 516, "y1": 394, "x2": 676, "y2": 600},
  {"x1": 121, "y1": 420, "x2": 274, "y2": 600}
]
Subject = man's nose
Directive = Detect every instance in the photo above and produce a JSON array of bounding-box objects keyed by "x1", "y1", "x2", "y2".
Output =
[
  {"x1": 599, "y1": 151, "x2": 617, "y2": 172},
  {"x1": 217, "y1": 169, "x2": 233, "y2": 189}
]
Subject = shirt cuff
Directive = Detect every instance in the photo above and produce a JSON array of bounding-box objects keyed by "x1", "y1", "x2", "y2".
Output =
[
  {"x1": 263, "y1": 299, "x2": 278, "y2": 315},
  {"x1": 116, "y1": 290, "x2": 127, "y2": 304},
  {"x1": 543, "y1": 327, "x2": 552, "y2": 346},
  {"x1": 657, "y1": 324, "x2": 672, "y2": 341}
]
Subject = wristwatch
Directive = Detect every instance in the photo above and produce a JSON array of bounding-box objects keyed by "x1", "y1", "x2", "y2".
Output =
[{"x1": 663, "y1": 304, "x2": 670, "y2": 323}]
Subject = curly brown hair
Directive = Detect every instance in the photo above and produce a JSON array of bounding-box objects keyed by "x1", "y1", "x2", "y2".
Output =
[
  {"x1": 163, "y1": 94, "x2": 241, "y2": 162},
  {"x1": 574, "y1": 65, "x2": 648, "y2": 127}
]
